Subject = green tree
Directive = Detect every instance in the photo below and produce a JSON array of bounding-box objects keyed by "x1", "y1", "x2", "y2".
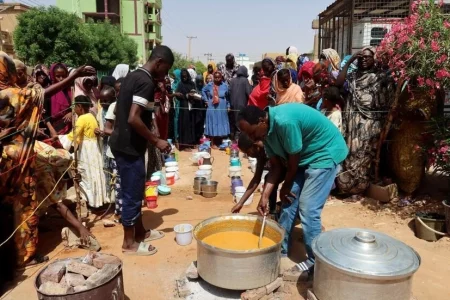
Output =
[
  {"x1": 14, "y1": 7, "x2": 92, "y2": 66},
  {"x1": 84, "y1": 19, "x2": 138, "y2": 70},
  {"x1": 169, "y1": 51, "x2": 206, "y2": 77}
]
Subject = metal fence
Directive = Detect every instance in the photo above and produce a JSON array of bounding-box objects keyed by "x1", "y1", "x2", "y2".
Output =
[{"x1": 318, "y1": 0, "x2": 414, "y2": 57}]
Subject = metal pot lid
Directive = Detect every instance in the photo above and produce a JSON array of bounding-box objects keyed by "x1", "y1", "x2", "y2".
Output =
[{"x1": 312, "y1": 228, "x2": 421, "y2": 278}]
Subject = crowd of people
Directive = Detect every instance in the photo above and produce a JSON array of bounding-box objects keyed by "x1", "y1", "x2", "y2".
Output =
[{"x1": 0, "y1": 41, "x2": 395, "y2": 288}]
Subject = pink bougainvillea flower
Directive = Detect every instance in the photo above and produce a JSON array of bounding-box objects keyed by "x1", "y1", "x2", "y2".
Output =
[
  {"x1": 417, "y1": 76, "x2": 425, "y2": 86},
  {"x1": 433, "y1": 31, "x2": 440, "y2": 38},
  {"x1": 431, "y1": 40, "x2": 440, "y2": 52},
  {"x1": 445, "y1": 20, "x2": 450, "y2": 29},
  {"x1": 439, "y1": 145, "x2": 449, "y2": 154}
]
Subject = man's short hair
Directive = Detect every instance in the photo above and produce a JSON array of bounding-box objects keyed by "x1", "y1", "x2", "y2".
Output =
[
  {"x1": 238, "y1": 106, "x2": 266, "y2": 125},
  {"x1": 149, "y1": 45, "x2": 175, "y2": 65}
]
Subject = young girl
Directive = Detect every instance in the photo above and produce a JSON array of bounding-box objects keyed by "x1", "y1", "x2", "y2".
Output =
[
  {"x1": 321, "y1": 86, "x2": 343, "y2": 134},
  {"x1": 59, "y1": 95, "x2": 109, "y2": 208}
]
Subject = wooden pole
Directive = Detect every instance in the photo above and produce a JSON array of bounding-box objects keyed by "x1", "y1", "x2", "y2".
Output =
[
  {"x1": 374, "y1": 79, "x2": 407, "y2": 182},
  {"x1": 71, "y1": 87, "x2": 83, "y2": 221}
]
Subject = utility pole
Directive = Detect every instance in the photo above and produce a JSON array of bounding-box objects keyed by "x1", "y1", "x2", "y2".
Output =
[
  {"x1": 204, "y1": 53, "x2": 212, "y2": 64},
  {"x1": 104, "y1": 0, "x2": 109, "y2": 20},
  {"x1": 186, "y1": 36, "x2": 197, "y2": 60}
]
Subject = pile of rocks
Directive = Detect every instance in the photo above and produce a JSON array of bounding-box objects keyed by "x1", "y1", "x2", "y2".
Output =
[{"x1": 38, "y1": 253, "x2": 121, "y2": 295}]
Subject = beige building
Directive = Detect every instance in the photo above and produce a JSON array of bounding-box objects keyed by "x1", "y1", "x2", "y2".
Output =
[{"x1": 0, "y1": 3, "x2": 30, "y2": 58}]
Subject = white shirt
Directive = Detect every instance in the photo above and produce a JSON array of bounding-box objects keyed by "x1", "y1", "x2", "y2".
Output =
[{"x1": 105, "y1": 102, "x2": 117, "y2": 159}]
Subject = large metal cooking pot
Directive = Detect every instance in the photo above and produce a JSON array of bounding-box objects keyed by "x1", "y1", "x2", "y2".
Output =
[
  {"x1": 312, "y1": 228, "x2": 421, "y2": 300},
  {"x1": 193, "y1": 214, "x2": 284, "y2": 290}
]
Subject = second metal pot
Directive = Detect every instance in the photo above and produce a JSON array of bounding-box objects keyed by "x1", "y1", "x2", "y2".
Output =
[
  {"x1": 193, "y1": 177, "x2": 206, "y2": 195},
  {"x1": 312, "y1": 228, "x2": 421, "y2": 300},
  {"x1": 201, "y1": 180, "x2": 218, "y2": 198}
]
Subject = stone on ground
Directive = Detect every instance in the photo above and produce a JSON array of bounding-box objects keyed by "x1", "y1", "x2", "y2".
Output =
[
  {"x1": 176, "y1": 277, "x2": 192, "y2": 298},
  {"x1": 185, "y1": 262, "x2": 198, "y2": 280},
  {"x1": 265, "y1": 277, "x2": 283, "y2": 294},
  {"x1": 241, "y1": 287, "x2": 266, "y2": 300}
]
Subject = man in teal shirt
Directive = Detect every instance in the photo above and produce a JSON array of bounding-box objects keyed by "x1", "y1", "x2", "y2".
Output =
[{"x1": 238, "y1": 103, "x2": 348, "y2": 280}]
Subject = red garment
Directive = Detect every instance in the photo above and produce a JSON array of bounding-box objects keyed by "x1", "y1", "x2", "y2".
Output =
[
  {"x1": 213, "y1": 84, "x2": 219, "y2": 105},
  {"x1": 298, "y1": 61, "x2": 315, "y2": 82},
  {"x1": 248, "y1": 76, "x2": 271, "y2": 110},
  {"x1": 155, "y1": 109, "x2": 169, "y2": 140}
]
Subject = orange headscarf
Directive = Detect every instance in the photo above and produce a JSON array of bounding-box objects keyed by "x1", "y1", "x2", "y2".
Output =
[{"x1": 273, "y1": 69, "x2": 304, "y2": 105}]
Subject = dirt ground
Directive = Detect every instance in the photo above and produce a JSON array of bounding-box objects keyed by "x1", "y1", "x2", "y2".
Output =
[{"x1": 2, "y1": 150, "x2": 450, "y2": 300}]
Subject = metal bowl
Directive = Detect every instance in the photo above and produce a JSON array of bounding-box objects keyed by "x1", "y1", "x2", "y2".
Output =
[
  {"x1": 201, "y1": 180, "x2": 218, "y2": 198},
  {"x1": 193, "y1": 214, "x2": 284, "y2": 290}
]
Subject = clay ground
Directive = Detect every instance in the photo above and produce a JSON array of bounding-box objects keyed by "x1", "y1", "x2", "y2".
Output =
[{"x1": 2, "y1": 150, "x2": 450, "y2": 300}]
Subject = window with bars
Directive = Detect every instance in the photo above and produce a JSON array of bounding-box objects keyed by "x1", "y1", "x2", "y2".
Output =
[{"x1": 317, "y1": 0, "x2": 422, "y2": 57}]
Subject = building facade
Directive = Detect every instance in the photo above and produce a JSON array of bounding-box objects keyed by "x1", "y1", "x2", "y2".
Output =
[
  {"x1": 0, "y1": 2, "x2": 30, "y2": 58},
  {"x1": 56, "y1": 0, "x2": 162, "y2": 63}
]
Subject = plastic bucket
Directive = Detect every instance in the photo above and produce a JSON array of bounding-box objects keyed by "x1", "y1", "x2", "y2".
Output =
[
  {"x1": 414, "y1": 212, "x2": 447, "y2": 241},
  {"x1": 443, "y1": 200, "x2": 450, "y2": 234},
  {"x1": 146, "y1": 197, "x2": 158, "y2": 209},
  {"x1": 174, "y1": 224, "x2": 193, "y2": 246},
  {"x1": 150, "y1": 176, "x2": 161, "y2": 186},
  {"x1": 166, "y1": 173, "x2": 175, "y2": 186},
  {"x1": 235, "y1": 193, "x2": 254, "y2": 206},
  {"x1": 145, "y1": 182, "x2": 158, "y2": 198}
]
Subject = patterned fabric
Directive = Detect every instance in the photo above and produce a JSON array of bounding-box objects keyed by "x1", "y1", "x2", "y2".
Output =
[
  {"x1": 34, "y1": 141, "x2": 72, "y2": 217},
  {"x1": 321, "y1": 48, "x2": 341, "y2": 72},
  {"x1": 336, "y1": 68, "x2": 393, "y2": 195},
  {"x1": 219, "y1": 62, "x2": 240, "y2": 84},
  {"x1": 0, "y1": 52, "x2": 44, "y2": 266},
  {"x1": 109, "y1": 159, "x2": 122, "y2": 216}
]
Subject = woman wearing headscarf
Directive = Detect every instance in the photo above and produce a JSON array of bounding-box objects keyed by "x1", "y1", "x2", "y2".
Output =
[
  {"x1": 203, "y1": 62, "x2": 216, "y2": 83},
  {"x1": 202, "y1": 71, "x2": 230, "y2": 148},
  {"x1": 194, "y1": 74, "x2": 206, "y2": 142},
  {"x1": 74, "y1": 74, "x2": 98, "y2": 116},
  {"x1": 13, "y1": 59, "x2": 30, "y2": 88},
  {"x1": 321, "y1": 48, "x2": 341, "y2": 72},
  {"x1": 248, "y1": 58, "x2": 276, "y2": 109},
  {"x1": 188, "y1": 68, "x2": 197, "y2": 84},
  {"x1": 174, "y1": 69, "x2": 196, "y2": 151},
  {"x1": 335, "y1": 46, "x2": 394, "y2": 195},
  {"x1": 0, "y1": 52, "x2": 46, "y2": 271},
  {"x1": 273, "y1": 68, "x2": 304, "y2": 105},
  {"x1": 229, "y1": 66, "x2": 252, "y2": 140},
  {"x1": 251, "y1": 63, "x2": 262, "y2": 88},
  {"x1": 171, "y1": 69, "x2": 181, "y2": 146},
  {"x1": 112, "y1": 64, "x2": 130, "y2": 80},
  {"x1": 32, "y1": 64, "x2": 51, "y2": 88},
  {"x1": 46, "y1": 63, "x2": 73, "y2": 135},
  {"x1": 299, "y1": 61, "x2": 326, "y2": 110},
  {"x1": 275, "y1": 56, "x2": 285, "y2": 71},
  {"x1": 0, "y1": 54, "x2": 97, "y2": 270}
]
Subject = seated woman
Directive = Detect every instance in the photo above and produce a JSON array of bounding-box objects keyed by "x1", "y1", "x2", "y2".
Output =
[{"x1": 58, "y1": 95, "x2": 109, "y2": 208}]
